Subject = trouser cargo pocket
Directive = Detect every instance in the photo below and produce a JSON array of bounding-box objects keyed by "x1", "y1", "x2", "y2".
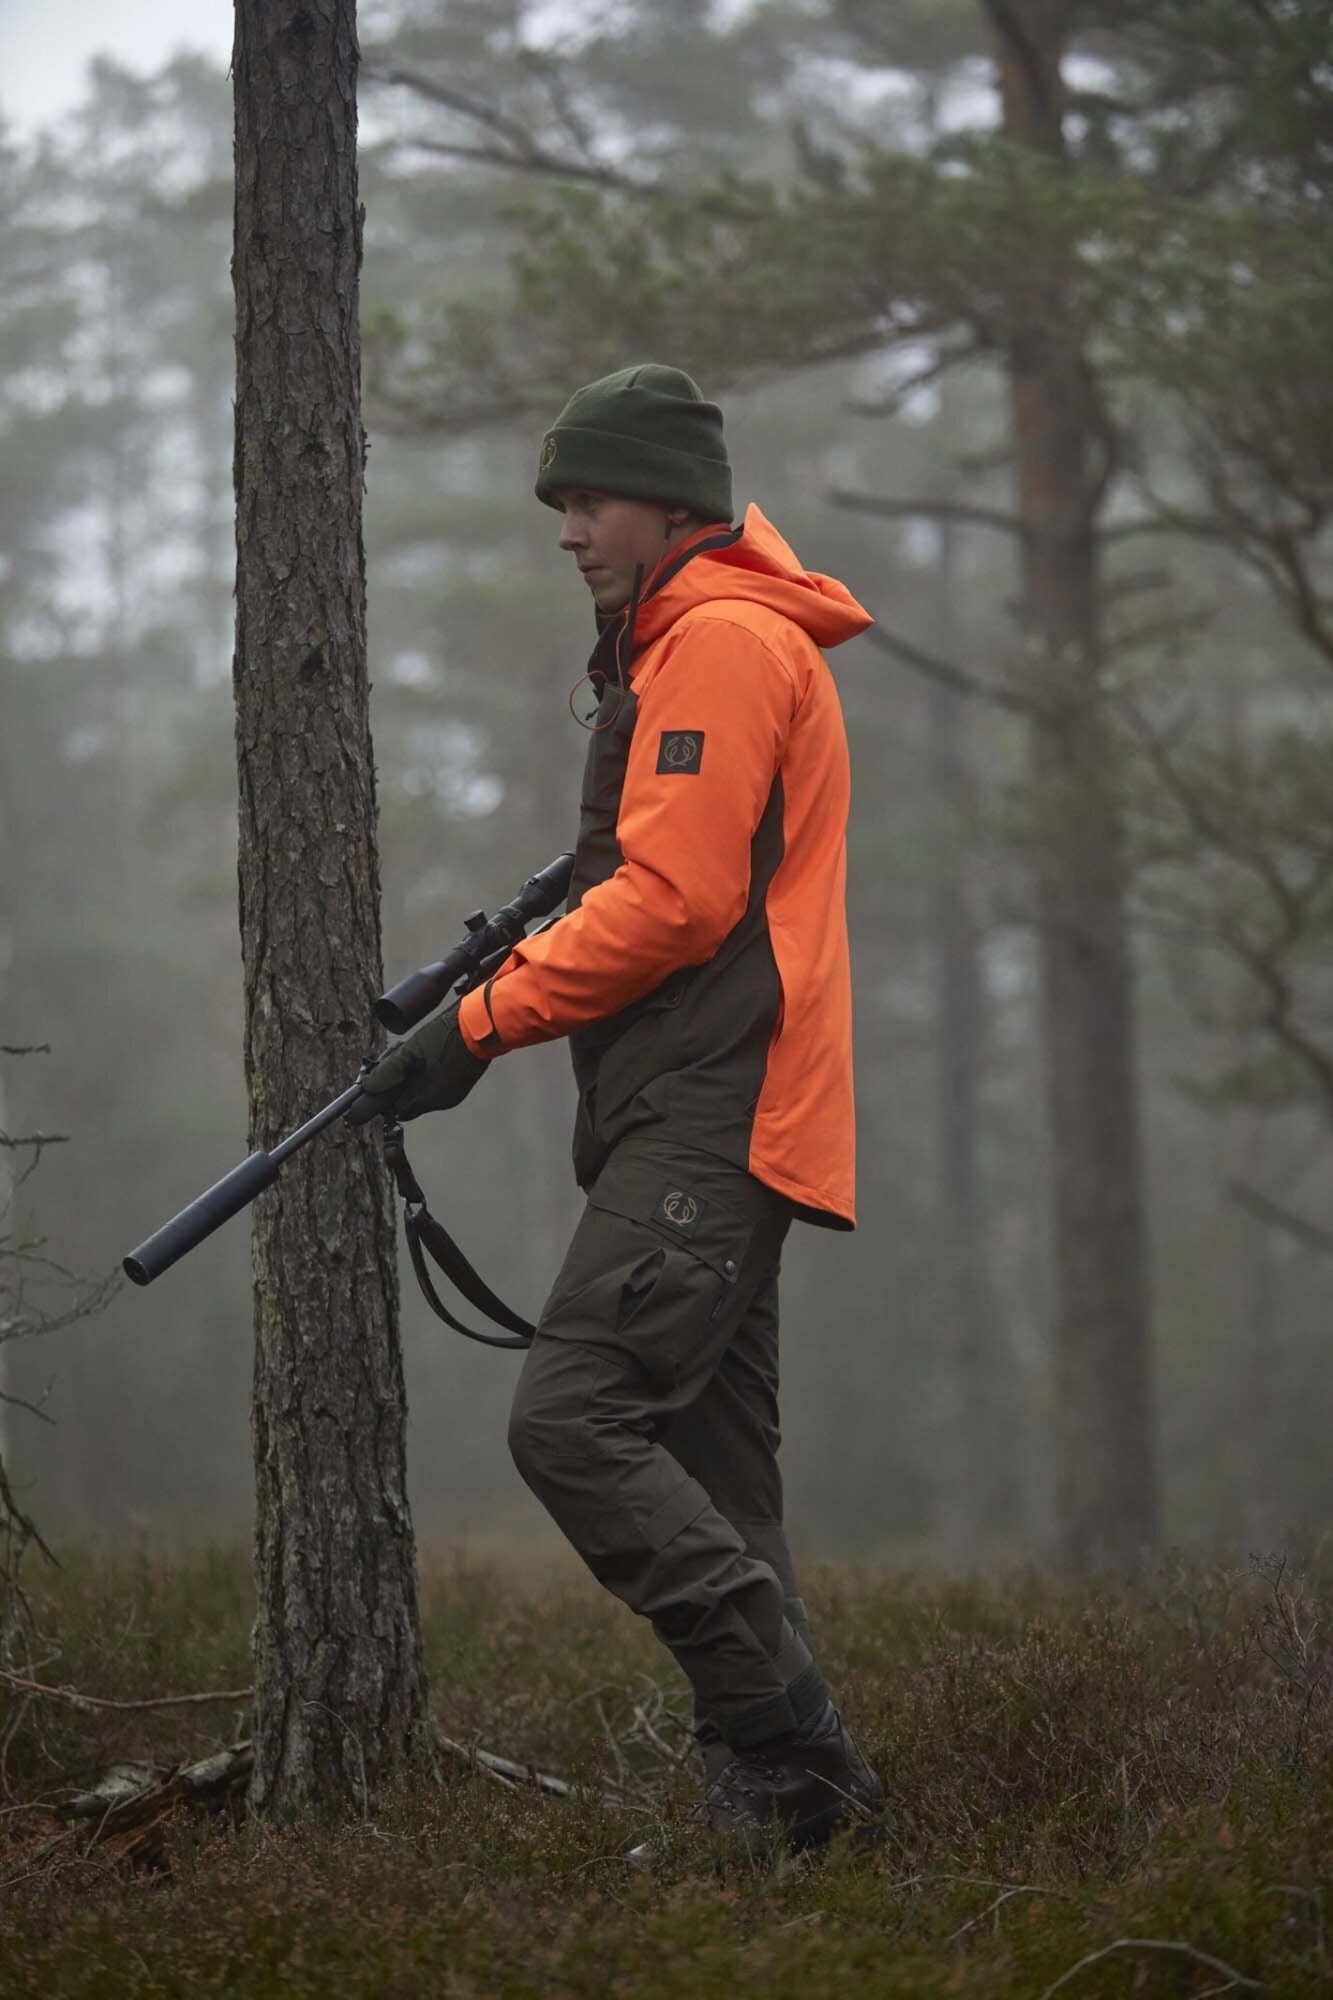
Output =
[{"x1": 535, "y1": 1149, "x2": 760, "y2": 1397}]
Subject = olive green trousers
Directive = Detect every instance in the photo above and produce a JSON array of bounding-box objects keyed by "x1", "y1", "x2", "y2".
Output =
[{"x1": 507, "y1": 1137, "x2": 827, "y2": 1749}]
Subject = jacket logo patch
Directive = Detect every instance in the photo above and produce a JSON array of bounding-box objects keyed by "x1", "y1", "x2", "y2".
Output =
[
  {"x1": 654, "y1": 1187, "x2": 707, "y2": 1235},
  {"x1": 657, "y1": 730, "x2": 705, "y2": 774}
]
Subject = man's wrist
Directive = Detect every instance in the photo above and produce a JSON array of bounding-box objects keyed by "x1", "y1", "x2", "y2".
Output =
[{"x1": 458, "y1": 986, "x2": 503, "y2": 1057}]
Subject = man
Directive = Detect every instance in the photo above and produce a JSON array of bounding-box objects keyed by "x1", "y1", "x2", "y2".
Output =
[{"x1": 363, "y1": 363, "x2": 883, "y2": 1859}]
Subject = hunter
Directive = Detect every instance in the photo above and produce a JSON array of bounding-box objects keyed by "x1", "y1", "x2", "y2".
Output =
[{"x1": 363, "y1": 363, "x2": 884, "y2": 1860}]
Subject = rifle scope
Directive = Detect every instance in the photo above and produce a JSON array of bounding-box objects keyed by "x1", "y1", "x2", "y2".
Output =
[{"x1": 374, "y1": 851, "x2": 574, "y2": 1034}]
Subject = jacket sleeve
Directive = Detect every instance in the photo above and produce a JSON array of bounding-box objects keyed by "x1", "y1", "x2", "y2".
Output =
[{"x1": 458, "y1": 618, "x2": 797, "y2": 1054}]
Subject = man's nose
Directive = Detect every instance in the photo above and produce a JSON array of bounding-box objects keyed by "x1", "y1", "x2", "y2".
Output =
[{"x1": 558, "y1": 518, "x2": 586, "y2": 552}]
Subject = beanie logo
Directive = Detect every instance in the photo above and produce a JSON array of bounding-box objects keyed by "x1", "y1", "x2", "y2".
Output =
[
  {"x1": 657, "y1": 730, "x2": 705, "y2": 775},
  {"x1": 539, "y1": 434, "x2": 558, "y2": 472}
]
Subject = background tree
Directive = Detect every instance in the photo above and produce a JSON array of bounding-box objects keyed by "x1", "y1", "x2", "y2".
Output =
[
  {"x1": 3, "y1": 2, "x2": 1332, "y2": 1575},
  {"x1": 232, "y1": 0, "x2": 433, "y2": 1815}
]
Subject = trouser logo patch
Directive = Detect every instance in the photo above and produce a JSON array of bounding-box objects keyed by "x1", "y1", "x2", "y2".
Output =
[{"x1": 655, "y1": 1187, "x2": 706, "y2": 1235}]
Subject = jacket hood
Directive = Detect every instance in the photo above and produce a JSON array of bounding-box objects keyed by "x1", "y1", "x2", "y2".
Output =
[{"x1": 631, "y1": 504, "x2": 873, "y2": 654}]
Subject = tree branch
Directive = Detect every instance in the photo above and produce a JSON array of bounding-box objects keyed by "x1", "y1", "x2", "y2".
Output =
[
  {"x1": 827, "y1": 491, "x2": 1030, "y2": 541},
  {"x1": 1226, "y1": 1179, "x2": 1333, "y2": 1256},
  {"x1": 1102, "y1": 568, "x2": 1174, "y2": 606},
  {"x1": 861, "y1": 621, "x2": 1038, "y2": 716},
  {"x1": 1102, "y1": 511, "x2": 1229, "y2": 546},
  {"x1": 367, "y1": 62, "x2": 647, "y2": 192},
  {"x1": 1103, "y1": 609, "x2": 1213, "y2": 657},
  {"x1": 842, "y1": 343, "x2": 985, "y2": 418},
  {"x1": 366, "y1": 63, "x2": 546, "y2": 155},
  {"x1": 390, "y1": 135, "x2": 643, "y2": 193}
]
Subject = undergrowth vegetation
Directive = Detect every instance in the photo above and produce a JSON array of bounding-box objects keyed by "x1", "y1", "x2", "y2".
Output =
[{"x1": 1, "y1": 1546, "x2": 1331, "y2": 1996}]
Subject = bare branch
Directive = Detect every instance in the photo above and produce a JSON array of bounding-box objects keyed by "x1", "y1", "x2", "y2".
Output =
[
  {"x1": 861, "y1": 621, "x2": 1038, "y2": 716},
  {"x1": 1036, "y1": 1937, "x2": 1262, "y2": 1998},
  {"x1": 367, "y1": 61, "x2": 647, "y2": 192},
  {"x1": 0, "y1": 1389, "x2": 55, "y2": 1426},
  {"x1": 1113, "y1": 687, "x2": 1333, "y2": 1115},
  {"x1": 366, "y1": 63, "x2": 545, "y2": 156},
  {"x1": 1226, "y1": 922, "x2": 1333, "y2": 1121},
  {"x1": 1102, "y1": 568, "x2": 1174, "y2": 606},
  {"x1": 843, "y1": 343, "x2": 985, "y2": 418},
  {"x1": 1227, "y1": 1180, "x2": 1333, "y2": 1256},
  {"x1": 828, "y1": 490, "x2": 1029, "y2": 541},
  {"x1": 390, "y1": 135, "x2": 643, "y2": 193},
  {"x1": 0, "y1": 1456, "x2": 56, "y2": 1568},
  {"x1": 1103, "y1": 511, "x2": 1229, "y2": 546},
  {"x1": 515, "y1": 45, "x2": 598, "y2": 161},
  {"x1": 1103, "y1": 609, "x2": 1213, "y2": 657},
  {"x1": 0, "y1": 1047, "x2": 50, "y2": 1058}
]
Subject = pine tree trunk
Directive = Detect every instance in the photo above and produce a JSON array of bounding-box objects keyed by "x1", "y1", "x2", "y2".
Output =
[
  {"x1": 991, "y1": 0, "x2": 1160, "y2": 1571},
  {"x1": 232, "y1": 0, "x2": 434, "y2": 1816}
]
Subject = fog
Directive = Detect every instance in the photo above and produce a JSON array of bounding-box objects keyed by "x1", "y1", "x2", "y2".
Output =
[{"x1": 3, "y1": 2, "x2": 1331, "y2": 1574}]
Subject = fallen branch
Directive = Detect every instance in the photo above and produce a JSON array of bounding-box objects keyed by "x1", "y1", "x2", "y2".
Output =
[
  {"x1": 0, "y1": 1670, "x2": 252, "y2": 1715},
  {"x1": 61, "y1": 1745, "x2": 253, "y2": 1821},
  {"x1": 431, "y1": 1720, "x2": 644, "y2": 1812},
  {"x1": 0, "y1": 1673, "x2": 627, "y2": 1830},
  {"x1": 433, "y1": 1726, "x2": 572, "y2": 1799},
  {"x1": 1036, "y1": 1936, "x2": 1263, "y2": 1998},
  {"x1": 0, "y1": 1744, "x2": 257, "y2": 1886}
]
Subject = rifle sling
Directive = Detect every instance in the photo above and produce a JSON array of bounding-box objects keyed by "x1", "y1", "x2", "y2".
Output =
[{"x1": 383, "y1": 1124, "x2": 534, "y2": 1351}]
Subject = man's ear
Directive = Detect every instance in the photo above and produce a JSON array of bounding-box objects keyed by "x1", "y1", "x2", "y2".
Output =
[{"x1": 665, "y1": 505, "x2": 692, "y2": 530}]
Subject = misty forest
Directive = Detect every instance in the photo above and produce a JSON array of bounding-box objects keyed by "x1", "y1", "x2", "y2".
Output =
[{"x1": 2, "y1": 2, "x2": 1332, "y2": 1995}]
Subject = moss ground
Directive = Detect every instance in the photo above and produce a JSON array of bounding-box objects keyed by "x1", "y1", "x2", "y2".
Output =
[{"x1": 1, "y1": 1545, "x2": 1330, "y2": 1996}]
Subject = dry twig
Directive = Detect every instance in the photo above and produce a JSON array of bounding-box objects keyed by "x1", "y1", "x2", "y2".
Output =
[
  {"x1": 0, "y1": 1670, "x2": 252, "y2": 1715},
  {"x1": 1036, "y1": 1936, "x2": 1263, "y2": 1998}
]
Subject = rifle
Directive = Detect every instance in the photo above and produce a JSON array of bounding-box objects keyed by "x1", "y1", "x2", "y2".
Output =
[{"x1": 122, "y1": 853, "x2": 574, "y2": 1322}]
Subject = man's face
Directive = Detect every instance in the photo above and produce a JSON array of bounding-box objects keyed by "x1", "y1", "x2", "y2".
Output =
[{"x1": 554, "y1": 489, "x2": 684, "y2": 615}]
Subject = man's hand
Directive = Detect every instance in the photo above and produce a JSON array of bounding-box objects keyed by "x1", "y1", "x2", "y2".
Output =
[{"x1": 360, "y1": 1000, "x2": 490, "y2": 1121}]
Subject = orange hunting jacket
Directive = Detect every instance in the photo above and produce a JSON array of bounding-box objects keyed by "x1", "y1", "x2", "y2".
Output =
[{"x1": 458, "y1": 505, "x2": 871, "y2": 1227}]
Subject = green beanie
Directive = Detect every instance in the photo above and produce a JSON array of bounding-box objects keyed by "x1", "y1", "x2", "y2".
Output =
[{"x1": 534, "y1": 363, "x2": 732, "y2": 521}]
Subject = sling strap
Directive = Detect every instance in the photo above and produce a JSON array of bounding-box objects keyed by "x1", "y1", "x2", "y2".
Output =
[{"x1": 382, "y1": 1123, "x2": 534, "y2": 1351}]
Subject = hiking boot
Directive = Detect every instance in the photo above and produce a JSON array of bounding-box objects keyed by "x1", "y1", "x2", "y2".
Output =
[
  {"x1": 625, "y1": 1719, "x2": 734, "y2": 1868},
  {"x1": 702, "y1": 1703, "x2": 885, "y2": 1862},
  {"x1": 693, "y1": 1716, "x2": 735, "y2": 1789}
]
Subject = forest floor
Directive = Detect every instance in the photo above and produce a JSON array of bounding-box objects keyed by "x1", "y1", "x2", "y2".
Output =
[{"x1": 0, "y1": 1543, "x2": 1330, "y2": 1997}]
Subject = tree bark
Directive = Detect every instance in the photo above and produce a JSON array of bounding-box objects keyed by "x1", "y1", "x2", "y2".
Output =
[
  {"x1": 990, "y1": 0, "x2": 1160, "y2": 1571},
  {"x1": 232, "y1": 0, "x2": 434, "y2": 1815}
]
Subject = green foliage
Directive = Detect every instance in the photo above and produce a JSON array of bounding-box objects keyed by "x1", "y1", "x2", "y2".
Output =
[{"x1": 2, "y1": 1549, "x2": 1332, "y2": 1995}]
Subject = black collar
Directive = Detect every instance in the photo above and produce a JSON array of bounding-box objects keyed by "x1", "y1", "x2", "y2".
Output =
[{"x1": 586, "y1": 522, "x2": 744, "y2": 685}]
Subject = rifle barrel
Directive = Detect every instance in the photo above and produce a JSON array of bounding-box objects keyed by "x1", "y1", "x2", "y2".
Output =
[{"x1": 124, "y1": 1083, "x2": 366, "y2": 1286}]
